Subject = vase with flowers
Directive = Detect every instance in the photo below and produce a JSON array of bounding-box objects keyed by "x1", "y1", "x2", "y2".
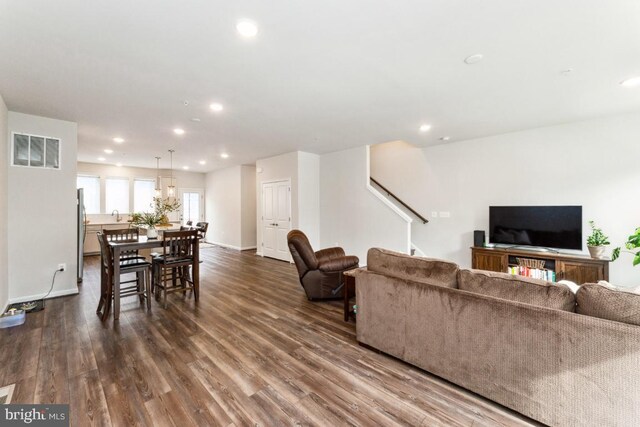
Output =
[{"x1": 130, "y1": 197, "x2": 181, "y2": 239}]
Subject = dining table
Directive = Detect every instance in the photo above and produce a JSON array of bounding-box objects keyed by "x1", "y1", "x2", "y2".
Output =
[{"x1": 101, "y1": 234, "x2": 200, "y2": 320}]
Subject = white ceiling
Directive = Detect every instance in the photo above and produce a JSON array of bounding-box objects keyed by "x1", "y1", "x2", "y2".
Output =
[{"x1": 1, "y1": 0, "x2": 639, "y2": 172}]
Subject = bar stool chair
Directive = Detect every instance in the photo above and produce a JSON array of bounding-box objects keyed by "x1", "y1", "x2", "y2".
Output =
[
  {"x1": 96, "y1": 232, "x2": 152, "y2": 320},
  {"x1": 152, "y1": 229, "x2": 199, "y2": 308},
  {"x1": 103, "y1": 227, "x2": 147, "y2": 261},
  {"x1": 195, "y1": 222, "x2": 209, "y2": 240}
]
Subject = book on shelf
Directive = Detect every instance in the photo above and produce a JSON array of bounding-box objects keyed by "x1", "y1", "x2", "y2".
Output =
[{"x1": 507, "y1": 266, "x2": 556, "y2": 282}]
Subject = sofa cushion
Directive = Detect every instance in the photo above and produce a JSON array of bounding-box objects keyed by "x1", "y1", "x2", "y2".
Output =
[
  {"x1": 367, "y1": 248, "x2": 459, "y2": 288},
  {"x1": 458, "y1": 269, "x2": 576, "y2": 312},
  {"x1": 576, "y1": 283, "x2": 640, "y2": 326}
]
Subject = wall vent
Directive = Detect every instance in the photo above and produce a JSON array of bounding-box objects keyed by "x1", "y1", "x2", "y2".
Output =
[{"x1": 12, "y1": 132, "x2": 60, "y2": 169}]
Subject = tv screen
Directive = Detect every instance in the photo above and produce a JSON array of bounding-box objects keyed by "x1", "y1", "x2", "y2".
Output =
[{"x1": 489, "y1": 206, "x2": 582, "y2": 250}]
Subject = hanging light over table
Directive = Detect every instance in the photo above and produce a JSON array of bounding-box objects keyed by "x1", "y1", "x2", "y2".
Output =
[
  {"x1": 154, "y1": 156, "x2": 162, "y2": 197},
  {"x1": 167, "y1": 149, "x2": 176, "y2": 198}
]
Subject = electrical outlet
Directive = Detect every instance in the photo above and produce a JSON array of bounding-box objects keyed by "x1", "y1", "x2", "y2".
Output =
[
  {"x1": 58, "y1": 263, "x2": 66, "y2": 271},
  {"x1": 431, "y1": 211, "x2": 438, "y2": 218}
]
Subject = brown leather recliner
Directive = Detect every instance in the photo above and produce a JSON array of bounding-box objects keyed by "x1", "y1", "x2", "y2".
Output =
[{"x1": 287, "y1": 229, "x2": 359, "y2": 300}]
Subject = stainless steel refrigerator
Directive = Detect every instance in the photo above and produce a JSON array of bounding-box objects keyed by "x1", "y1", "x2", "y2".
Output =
[{"x1": 77, "y1": 188, "x2": 86, "y2": 283}]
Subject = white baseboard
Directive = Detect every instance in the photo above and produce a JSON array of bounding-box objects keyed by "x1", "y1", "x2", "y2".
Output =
[
  {"x1": 255, "y1": 251, "x2": 263, "y2": 256},
  {"x1": 8, "y1": 287, "x2": 79, "y2": 305},
  {"x1": 208, "y1": 241, "x2": 257, "y2": 251}
]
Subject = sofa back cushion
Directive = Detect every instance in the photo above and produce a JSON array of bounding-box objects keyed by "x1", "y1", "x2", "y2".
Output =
[
  {"x1": 367, "y1": 248, "x2": 459, "y2": 288},
  {"x1": 458, "y1": 269, "x2": 576, "y2": 312},
  {"x1": 577, "y1": 283, "x2": 640, "y2": 326}
]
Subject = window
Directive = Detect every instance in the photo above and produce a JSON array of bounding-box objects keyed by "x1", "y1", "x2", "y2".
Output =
[
  {"x1": 182, "y1": 191, "x2": 201, "y2": 224},
  {"x1": 134, "y1": 179, "x2": 156, "y2": 213},
  {"x1": 12, "y1": 133, "x2": 60, "y2": 169},
  {"x1": 77, "y1": 175, "x2": 100, "y2": 214},
  {"x1": 105, "y1": 177, "x2": 129, "y2": 213}
]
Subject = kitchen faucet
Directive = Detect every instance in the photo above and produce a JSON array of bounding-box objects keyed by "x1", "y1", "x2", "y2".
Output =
[{"x1": 112, "y1": 209, "x2": 122, "y2": 222}]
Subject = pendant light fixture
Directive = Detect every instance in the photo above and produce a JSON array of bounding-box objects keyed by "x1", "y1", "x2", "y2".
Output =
[
  {"x1": 167, "y1": 149, "x2": 176, "y2": 198},
  {"x1": 154, "y1": 156, "x2": 162, "y2": 197}
]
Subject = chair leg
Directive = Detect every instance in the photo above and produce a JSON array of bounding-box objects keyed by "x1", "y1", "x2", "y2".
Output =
[
  {"x1": 163, "y1": 272, "x2": 168, "y2": 309},
  {"x1": 146, "y1": 268, "x2": 152, "y2": 310},
  {"x1": 97, "y1": 267, "x2": 106, "y2": 315},
  {"x1": 137, "y1": 271, "x2": 144, "y2": 304},
  {"x1": 194, "y1": 271, "x2": 199, "y2": 302},
  {"x1": 180, "y1": 266, "x2": 188, "y2": 295}
]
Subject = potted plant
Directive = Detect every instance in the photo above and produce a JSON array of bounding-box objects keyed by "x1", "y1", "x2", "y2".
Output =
[
  {"x1": 586, "y1": 220, "x2": 610, "y2": 259},
  {"x1": 130, "y1": 197, "x2": 181, "y2": 238},
  {"x1": 612, "y1": 227, "x2": 640, "y2": 266}
]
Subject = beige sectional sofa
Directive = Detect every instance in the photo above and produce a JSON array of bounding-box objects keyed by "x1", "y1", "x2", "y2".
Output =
[{"x1": 354, "y1": 248, "x2": 640, "y2": 427}]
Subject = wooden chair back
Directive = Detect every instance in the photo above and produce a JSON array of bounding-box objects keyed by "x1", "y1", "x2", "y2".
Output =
[
  {"x1": 195, "y1": 222, "x2": 209, "y2": 239},
  {"x1": 103, "y1": 227, "x2": 140, "y2": 259},
  {"x1": 161, "y1": 229, "x2": 198, "y2": 262},
  {"x1": 97, "y1": 232, "x2": 112, "y2": 270}
]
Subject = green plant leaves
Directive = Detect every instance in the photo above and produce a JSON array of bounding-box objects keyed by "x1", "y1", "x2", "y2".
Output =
[
  {"x1": 612, "y1": 247, "x2": 621, "y2": 261},
  {"x1": 586, "y1": 220, "x2": 610, "y2": 246},
  {"x1": 612, "y1": 227, "x2": 640, "y2": 267}
]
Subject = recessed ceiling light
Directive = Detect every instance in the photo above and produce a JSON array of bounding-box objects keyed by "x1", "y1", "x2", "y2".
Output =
[
  {"x1": 210, "y1": 103, "x2": 224, "y2": 112},
  {"x1": 97, "y1": 157, "x2": 106, "y2": 161},
  {"x1": 464, "y1": 54, "x2": 484, "y2": 65},
  {"x1": 116, "y1": 162, "x2": 123, "y2": 167},
  {"x1": 560, "y1": 69, "x2": 574, "y2": 76},
  {"x1": 183, "y1": 166, "x2": 189, "y2": 170},
  {"x1": 173, "y1": 128, "x2": 185, "y2": 135},
  {"x1": 199, "y1": 160, "x2": 206, "y2": 165},
  {"x1": 190, "y1": 118, "x2": 201, "y2": 122},
  {"x1": 236, "y1": 20, "x2": 258, "y2": 38},
  {"x1": 113, "y1": 137, "x2": 124, "y2": 143},
  {"x1": 439, "y1": 136, "x2": 451, "y2": 141},
  {"x1": 419, "y1": 124, "x2": 432, "y2": 133},
  {"x1": 104, "y1": 149, "x2": 113, "y2": 154},
  {"x1": 620, "y1": 76, "x2": 640, "y2": 87},
  {"x1": 220, "y1": 153, "x2": 229, "y2": 159}
]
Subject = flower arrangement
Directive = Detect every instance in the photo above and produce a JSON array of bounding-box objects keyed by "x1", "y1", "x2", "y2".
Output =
[{"x1": 130, "y1": 197, "x2": 181, "y2": 228}]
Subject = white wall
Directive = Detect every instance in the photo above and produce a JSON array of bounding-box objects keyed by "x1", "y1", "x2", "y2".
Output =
[
  {"x1": 77, "y1": 162, "x2": 205, "y2": 222},
  {"x1": 8, "y1": 112, "x2": 78, "y2": 302},
  {"x1": 206, "y1": 166, "x2": 242, "y2": 248},
  {"x1": 205, "y1": 165, "x2": 257, "y2": 250},
  {"x1": 240, "y1": 165, "x2": 257, "y2": 249},
  {"x1": 255, "y1": 152, "x2": 298, "y2": 255},
  {"x1": 319, "y1": 146, "x2": 410, "y2": 263},
  {"x1": 298, "y1": 152, "x2": 320, "y2": 248},
  {"x1": 371, "y1": 111, "x2": 640, "y2": 287},
  {"x1": 0, "y1": 94, "x2": 8, "y2": 311}
]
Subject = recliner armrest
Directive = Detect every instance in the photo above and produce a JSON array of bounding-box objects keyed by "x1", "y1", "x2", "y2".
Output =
[
  {"x1": 315, "y1": 247, "x2": 346, "y2": 262},
  {"x1": 318, "y1": 255, "x2": 359, "y2": 272}
]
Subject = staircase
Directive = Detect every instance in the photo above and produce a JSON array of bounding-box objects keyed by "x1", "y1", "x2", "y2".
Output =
[{"x1": 366, "y1": 144, "x2": 428, "y2": 256}]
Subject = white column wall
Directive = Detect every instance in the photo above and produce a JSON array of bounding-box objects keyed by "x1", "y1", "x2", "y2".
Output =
[{"x1": 7, "y1": 112, "x2": 78, "y2": 302}]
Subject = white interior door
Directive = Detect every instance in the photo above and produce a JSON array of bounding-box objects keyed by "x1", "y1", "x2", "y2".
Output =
[
  {"x1": 179, "y1": 189, "x2": 204, "y2": 225},
  {"x1": 262, "y1": 180, "x2": 291, "y2": 261}
]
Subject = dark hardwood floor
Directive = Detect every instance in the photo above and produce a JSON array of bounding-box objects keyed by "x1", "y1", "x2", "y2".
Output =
[{"x1": 0, "y1": 246, "x2": 539, "y2": 426}]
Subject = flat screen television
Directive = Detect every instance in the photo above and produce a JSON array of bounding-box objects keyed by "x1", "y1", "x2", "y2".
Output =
[{"x1": 489, "y1": 206, "x2": 582, "y2": 250}]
